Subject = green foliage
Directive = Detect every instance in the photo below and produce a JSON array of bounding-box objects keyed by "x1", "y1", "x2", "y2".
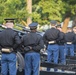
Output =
[
  {"x1": 0, "y1": 0, "x2": 27, "y2": 23},
  {"x1": 32, "y1": 0, "x2": 65, "y2": 24},
  {"x1": 0, "y1": 0, "x2": 76, "y2": 26},
  {"x1": 32, "y1": 0, "x2": 76, "y2": 24},
  {"x1": 62, "y1": 0, "x2": 76, "y2": 20}
]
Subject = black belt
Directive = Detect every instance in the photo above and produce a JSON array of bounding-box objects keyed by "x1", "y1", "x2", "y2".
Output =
[
  {"x1": 2, "y1": 52, "x2": 12, "y2": 54},
  {"x1": 58, "y1": 43, "x2": 64, "y2": 45}
]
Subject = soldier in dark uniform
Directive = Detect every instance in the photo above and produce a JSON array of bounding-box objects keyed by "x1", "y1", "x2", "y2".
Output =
[
  {"x1": 64, "y1": 27, "x2": 75, "y2": 56},
  {"x1": 0, "y1": 18, "x2": 21, "y2": 75},
  {"x1": 72, "y1": 24, "x2": 76, "y2": 52},
  {"x1": 56, "y1": 24, "x2": 65, "y2": 64},
  {"x1": 43, "y1": 20, "x2": 61, "y2": 71},
  {"x1": 56, "y1": 24, "x2": 62, "y2": 31},
  {"x1": 21, "y1": 22, "x2": 44, "y2": 75}
]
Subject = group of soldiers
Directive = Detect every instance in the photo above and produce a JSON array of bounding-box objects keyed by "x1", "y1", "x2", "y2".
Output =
[
  {"x1": 43, "y1": 20, "x2": 76, "y2": 71},
  {"x1": 0, "y1": 19, "x2": 76, "y2": 75},
  {"x1": 0, "y1": 19, "x2": 44, "y2": 75}
]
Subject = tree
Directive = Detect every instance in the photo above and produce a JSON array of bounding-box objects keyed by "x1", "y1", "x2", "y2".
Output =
[
  {"x1": 0, "y1": 0, "x2": 28, "y2": 23},
  {"x1": 26, "y1": 0, "x2": 32, "y2": 26},
  {"x1": 61, "y1": 0, "x2": 76, "y2": 32},
  {"x1": 0, "y1": 0, "x2": 76, "y2": 27},
  {"x1": 31, "y1": 0, "x2": 65, "y2": 24}
]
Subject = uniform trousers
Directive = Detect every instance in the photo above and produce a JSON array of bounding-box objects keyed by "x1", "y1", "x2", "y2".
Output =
[
  {"x1": 1, "y1": 53, "x2": 17, "y2": 75},
  {"x1": 59, "y1": 45, "x2": 65, "y2": 64},
  {"x1": 25, "y1": 52, "x2": 40, "y2": 75},
  {"x1": 47, "y1": 44, "x2": 59, "y2": 71},
  {"x1": 65, "y1": 44, "x2": 74, "y2": 56}
]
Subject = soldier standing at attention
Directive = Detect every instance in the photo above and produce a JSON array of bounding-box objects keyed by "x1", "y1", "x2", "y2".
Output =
[
  {"x1": 43, "y1": 20, "x2": 61, "y2": 71},
  {"x1": 21, "y1": 22, "x2": 44, "y2": 75},
  {"x1": 56, "y1": 24, "x2": 65, "y2": 65},
  {"x1": 0, "y1": 18, "x2": 21, "y2": 75},
  {"x1": 72, "y1": 24, "x2": 76, "y2": 51},
  {"x1": 64, "y1": 27, "x2": 75, "y2": 56}
]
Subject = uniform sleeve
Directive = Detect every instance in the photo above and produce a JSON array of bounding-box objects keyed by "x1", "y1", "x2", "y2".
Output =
[
  {"x1": 13, "y1": 32, "x2": 21, "y2": 50},
  {"x1": 57, "y1": 32, "x2": 65, "y2": 44},
  {"x1": 73, "y1": 33, "x2": 76, "y2": 44},
  {"x1": 21, "y1": 35, "x2": 24, "y2": 44},
  {"x1": 59, "y1": 32, "x2": 64, "y2": 41},
  {"x1": 56, "y1": 30, "x2": 62, "y2": 42},
  {"x1": 32, "y1": 36, "x2": 44, "y2": 52},
  {"x1": 21, "y1": 34, "x2": 27, "y2": 45}
]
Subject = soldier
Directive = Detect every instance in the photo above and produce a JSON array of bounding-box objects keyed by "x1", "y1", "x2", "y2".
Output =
[
  {"x1": 43, "y1": 20, "x2": 61, "y2": 71},
  {"x1": 21, "y1": 22, "x2": 44, "y2": 75},
  {"x1": 72, "y1": 24, "x2": 76, "y2": 51},
  {"x1": 56, "y1": 24, "x2": 62, "y2": 31},
  {"x1": 0, "y1": 18, "x2": 21, "y2": 75},
  {"x1": 56, "y1": 24, "x2": 65, "y2": 65},
  {"x1": 64, "y1": 27, "x2": 75, "y2": 56}
]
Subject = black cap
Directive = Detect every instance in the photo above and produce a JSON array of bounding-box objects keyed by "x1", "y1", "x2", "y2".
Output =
[
  {"x1": 4, "y1": 18, "x2": 15, "y2": 23},
  {"x1": 56, "y1": 24, "x2": 61, "y2": 28},
  {"x1": 29, "y1": 22, "x2": 38, "y2": 30},
  {"x1": 50, "y1": 20, "x2": 57, "y2": 25},
  {"x1": 29, "y1": 22, "x2": 38, "y2": 27}
]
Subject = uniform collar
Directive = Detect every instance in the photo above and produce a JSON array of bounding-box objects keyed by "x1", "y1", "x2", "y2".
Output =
[{"x1": 6, "y1": 28, "x2": 12, "y2": 30}]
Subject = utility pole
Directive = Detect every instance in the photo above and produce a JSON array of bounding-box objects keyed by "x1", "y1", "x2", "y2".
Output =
[{"x1": 27, "y1": 0, "x2": 32, "y2": 26}]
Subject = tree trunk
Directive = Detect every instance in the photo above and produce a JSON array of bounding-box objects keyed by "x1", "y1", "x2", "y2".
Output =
[
  {"x1": 26, "y1": 0, "x2": 32, "y2": 26},
  {"x1": 62, "y1": 17, "x2": 70, "y2": 33}
]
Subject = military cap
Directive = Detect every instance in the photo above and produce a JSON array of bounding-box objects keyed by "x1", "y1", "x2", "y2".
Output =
[
  {"x1": 56, "y1": 24, "x2": 61, "y2": 28},
  {"x1": 29, "y1": 22, "x2": 38, "y2": 27},
  {"x1": 4, "y1": 18, "x2": 15, "y2": 23},
  {"x1": 50, "y1": 20, "x2": 57, "y2": 25},
  {"x1": 29, "y1": 22, "x2": 38, "y2": 30}
]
